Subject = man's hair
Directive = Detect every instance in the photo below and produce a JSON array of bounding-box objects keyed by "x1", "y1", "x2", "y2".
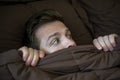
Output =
[{"x1": 25, "y1": 9, "x2": 64, "y2": 49}]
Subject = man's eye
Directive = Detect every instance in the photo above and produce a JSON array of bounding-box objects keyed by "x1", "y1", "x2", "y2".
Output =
[{"x1": 51, "y1": 39, "x2": 59, "y2": 46}]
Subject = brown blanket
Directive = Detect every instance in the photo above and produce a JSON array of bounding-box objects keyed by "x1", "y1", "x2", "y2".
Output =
[{"x1": 0, "y1": 37, "x2": 120, "y2": 80}]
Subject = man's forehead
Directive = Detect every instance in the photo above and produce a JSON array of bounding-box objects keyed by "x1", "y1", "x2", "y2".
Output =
[
  {"x1": 35, "y1": 21, "x2": 69, "y2": 40},
  {"x1": 38, "y1": 22, "x2": 66, "y2": 32}
]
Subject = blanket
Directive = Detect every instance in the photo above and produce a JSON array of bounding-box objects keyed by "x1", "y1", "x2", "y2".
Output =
[{"x1": 0, "y1": 37, "x2": 120, "y2": 80}]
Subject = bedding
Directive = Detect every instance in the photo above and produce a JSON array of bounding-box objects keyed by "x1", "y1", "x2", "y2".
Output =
[
  {"x1": 0, "y1": 0, "x2": 120, "y2": 80},
  {"x1": 77, "y1": 0, "x2": 120, "y2": 37},
  {"x1": 0, "y1": 37, "x2": 120, "y2": 80},
  {"x1": 0, "y1": 0, "x2": 120, "y2": 53},
  {"x1": 0, "y1": 0, "x2": 93, "y2": 53}
]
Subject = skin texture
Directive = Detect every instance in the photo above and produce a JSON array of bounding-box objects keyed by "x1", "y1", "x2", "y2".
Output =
[
  {"x1": 35, "y1": 21, "x2": 76, "y2": 54},
  {"x1": 19, "y1": 21, "x2": 118, "y2": 66},
  {"x1": 93, "y1": 34, "x2": 118, "y2": 51},
  {"x1": 19, "y1": 21, "x2": 77, "y2": 66}
]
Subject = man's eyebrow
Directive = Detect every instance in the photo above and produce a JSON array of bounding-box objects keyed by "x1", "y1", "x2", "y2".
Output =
[
  {"x1": 66, "y1": 28, "x2": 70, "y2": 33},
  {"x1": 47, "y1": 28, "x2": 69, "y2": 42},
  {"x1": 66, "y1": 28, "x2": 69, "y2": 32},
  {"x1": 47, "y1": 32, "x2": 59, "y2": 41}
]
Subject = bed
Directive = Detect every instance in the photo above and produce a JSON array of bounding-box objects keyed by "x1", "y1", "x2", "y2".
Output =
[{"x1": 0, "y1": 0, "x2": 120, "y2": 80}]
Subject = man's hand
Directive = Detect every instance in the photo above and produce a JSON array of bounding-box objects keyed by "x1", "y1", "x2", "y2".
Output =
[
  {"x1": 93, "y1": 34, "x2": 118, "y2": 51},
  {"x1": 19, "y1": 46, "x2": 45, "y2": 66}
]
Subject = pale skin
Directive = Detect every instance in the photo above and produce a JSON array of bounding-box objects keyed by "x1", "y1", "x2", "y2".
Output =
[{"x1": 19, "y1": 21, "x2": 118, "y2": 66}]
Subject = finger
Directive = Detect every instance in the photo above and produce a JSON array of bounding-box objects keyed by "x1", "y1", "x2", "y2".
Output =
[
  {"x1": 19, "y1": 46, "x2": 29, "y2": 61},
  {"x1": 26, "y1": 48, "x2": 34, "y2": 66},
  {"x1": 31, "y1": 49, "x2": 39, "y2": 66},
  {"x1": 103, "y1": 36, "x2": 113, "y2": 51},
  {"x1": 39, "y1": 50, "x2": 45, "y2": 58},
  {"x1": 97, "y1": 37, "x2": 108, "y2": 51},
  {"x1": 93, "y1": 39, "x2": 102, "y2": 50},
  {"x1": 109, "y1": 34, "x2": 118, "y2": 47}
]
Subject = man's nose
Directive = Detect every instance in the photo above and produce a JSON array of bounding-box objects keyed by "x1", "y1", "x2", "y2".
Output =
[{"x1": 63, "y1": 38, "x2": 76, "y2": 48}]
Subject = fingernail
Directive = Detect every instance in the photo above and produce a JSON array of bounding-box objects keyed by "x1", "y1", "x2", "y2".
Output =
[{"x1": 98, "y1": 47, "x2": 102, "y2": 50}]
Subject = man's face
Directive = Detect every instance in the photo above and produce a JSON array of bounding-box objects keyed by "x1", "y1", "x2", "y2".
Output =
[{"x1": 35, "y1": 21, "x2": 76, "y2": 54}]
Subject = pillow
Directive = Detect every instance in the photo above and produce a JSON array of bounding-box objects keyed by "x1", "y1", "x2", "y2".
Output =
[
  {"x1": 0, "y1": 4, "x2": 33, "y2": 52},
  {"x1": 77, "y1": 0, "x2": 120, "y2": 37},
  {"x1": 27, "y1": 0, "x2": 93, "y2": 45},
  {"x1": 0, "y1": 0, "x2": 37, "y2": 3},
  {"x1": 0, "y1": 0, "x2": 93, "y2": 53}
]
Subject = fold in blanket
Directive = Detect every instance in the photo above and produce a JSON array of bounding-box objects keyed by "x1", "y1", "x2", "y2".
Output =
[
  {"x1": 0, "y1": 37, "x2": 120, "y2": 80},
  {"x1": 38, "y1": 37, "x2": 120, "y2": 74}
]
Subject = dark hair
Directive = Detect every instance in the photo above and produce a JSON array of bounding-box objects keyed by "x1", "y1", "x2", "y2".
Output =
[{"x1": 25, "y1": 9, "x2": 64, "y2": 49}]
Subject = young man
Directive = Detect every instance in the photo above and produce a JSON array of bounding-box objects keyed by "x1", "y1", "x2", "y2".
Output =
[{"x1": 19, "y1": 9, "x2": 118, "y2": 66}]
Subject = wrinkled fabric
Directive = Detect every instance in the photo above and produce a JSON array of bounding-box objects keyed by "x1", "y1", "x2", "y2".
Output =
[
  {"x1": 0, "y1": 37, "x2": 120, "y2": 80},
  {"x1": 77, "y1": 0, "x2": 120, "y2": 37}
]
